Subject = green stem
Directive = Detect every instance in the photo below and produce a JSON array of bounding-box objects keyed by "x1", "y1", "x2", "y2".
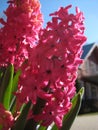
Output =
[{"x1": 24, "y1": 98, "x2": 46, "y2": 130}]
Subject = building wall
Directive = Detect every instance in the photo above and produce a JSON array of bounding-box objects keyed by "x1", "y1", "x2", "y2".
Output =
[
  {"x1": 78, "y1": 80, "x2": 98, "y2": 114},
  {"x1": 78, "y1": 80, "x2": 98, "y2": 100},
  {"x1": 78, "y1": 46, "x2": 98, "y2": 113}
]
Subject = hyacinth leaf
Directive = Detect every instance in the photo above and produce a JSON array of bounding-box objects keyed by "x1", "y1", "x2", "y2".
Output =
[
  {"x1": 0, "y1": 67, "x2": 6, "y2": 77},
  {"x1": 12, "y1": 102, "x2": 31, "y2": 130},
  {"x1": 12, "y1": 69, "x2": 21, "y2": 94},
  {"x1": 9, "y1": 96, "x2": 16, "y2": 113},
  {"x1": 0, "y1": 68, "x2": 7, "y2": 100},
  {"x1": 9, "y1": 69, "x2": 21, "y2": 112},
  {"x1": 0, "y1": 67, "x2": 5, "y2": 84},
  {"x1": 0, "y1": 124, "x2": 3, "y2": 130},
  {"x1": 0, "y1": 64, "x2": 14, "y2": 110},
  {"x1": 0, "y1": 68, "x2": 5, "y2": 89},
  {"x1": 51, "y1": 124, "x2": 57, "y2": 130},
  {"x1": 0, "y1": 69, "x2": 2, "y2": 79},
  {"x1": 61, "y1": 95, "x2": 81, "y2": 130},
  {"x1": 61, "y1": 87, "x2": 84, "y2": 130},
  {"x1": 51, "y1": 87, "x2": 84, "y2": 130},
  {"x1": 3, "y1": 65, "x2": 14, "y2": 110},
  {"x1": 78, "y1": 87, "x2": 84, "y2": 99},
  {"x1": 38, "y1": 125, "x2": 46, "y2": 130}
]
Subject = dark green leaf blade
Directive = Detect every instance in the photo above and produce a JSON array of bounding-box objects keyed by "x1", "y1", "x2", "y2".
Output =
[
  {"x1": 38, "y1": 125, "x2": 46, "y2": 130},
  {"x1": 0, "y1": 64, "x2": 14, "y2": 110},
  {"x1": 9, "y1": 69, "x2": 21, "y2": 112},
  {"x1": 38, "y1": 125, "x2": 47, "y2": 130},
  {"x1": 61, "y1": 94, "x2": 81, "y2": 130},
  {"x1": 12, "y1": 102, "x2": 31, "y2": 130},
  {"x1": 51, "y1": 124, "x2": 58, "y2": 130},
  {"x1": 12, "y1": 69, "x2": 21, "y2": 95}
]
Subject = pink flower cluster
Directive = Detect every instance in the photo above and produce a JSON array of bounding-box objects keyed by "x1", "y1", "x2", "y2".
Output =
[
  {"x1": 0, "y1": 104, "x2": 14, "y2": 130},
  {"x1": 16, "y1": 5, "x2": 86, "y2": 128},
  {"x1": 0, "y1": 0, "x2": 43, "y2": 69},
  {"x1": 0, "y1": 0, "x2": 87, "y2": 129}
]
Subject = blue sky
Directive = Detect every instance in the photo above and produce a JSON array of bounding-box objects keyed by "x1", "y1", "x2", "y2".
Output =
[{"x1": 0, "y1": 0, "x2": 98, "y2": 44}]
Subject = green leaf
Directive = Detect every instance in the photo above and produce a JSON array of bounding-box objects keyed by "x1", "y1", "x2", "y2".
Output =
[
  {"x1": 0, "y1": 67, "x2": 6, "y2": 77},
  {"x1": 12, "y1": 102, "x2": 31, "y2": 130},
  {"x1": 0, "y1": 67, "x2": 5, "y2": 83},
  {"x1": 78, "y1": 87, "x2": 84, "y2": 99},
  {"x1": 0, "y1": 64, "x2": 14, "y2": 110},
  {"x1": 38, "y1": 125, "x2": 46, "y2": 130},
  {"x1": 61, "y1": 94, "x2": 81, "y2": 130},
  {"x1": 0, "y1": 67, "x2": 6, "y2": 92},
  {"x1": 9, "y1": 69, "x2": 21, "y2": 112},
  {"x1": 12, "y1": 69, "x2": 21, "y2": 95},
  {"x1": 51, "y1": 87, "x2": 84, "y2": 130},
  {"x1": 51, "y1": 124, "x2": 58, "y2": 130},
  {"x1": 0, "y1": 124, "x2": 3, "y2": 130},
  {"x1": 9, "y1": 96, "x2": 16, "y2": 113},
  {"x1": 9, "y1": 69, "x2": 21, "y2": 113}
]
